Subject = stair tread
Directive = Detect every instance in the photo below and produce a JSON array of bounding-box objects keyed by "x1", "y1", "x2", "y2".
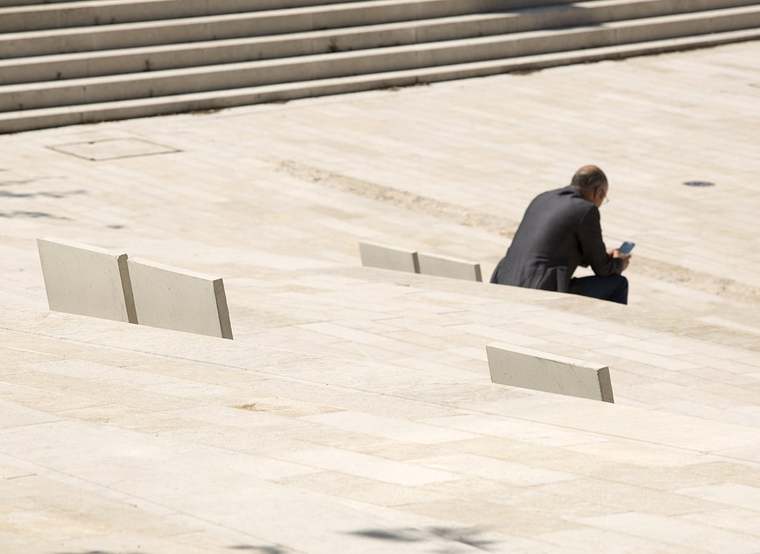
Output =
[
  {"x1": 2, "y1": 1, "x2": 758, "y2": 132},
  {"x1": 0, "y1": 13, "x2": 514, "y2": 66},
  {"x1": 1, "y1": 0, "x2": 752, "y2": 67},
  {"x1": 2, "y1": 27, "x2": 759, "y2": 123},
  {"x1": 0, "y1": 0, "x2": 567, "y2": 36},
  {"x1": 0, "y1": 0, "x2": 682, "y2": 38},
  {"x1": 0, "y1": 0, "x2": 390, "y2": 17},
  {"x1": 2, "y1": 3, "x2": 758, "y2": 93}
]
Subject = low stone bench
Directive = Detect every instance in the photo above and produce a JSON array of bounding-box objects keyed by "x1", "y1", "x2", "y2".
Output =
[
  {"x1": 418, "y1": 252, "x2": 482, "y2": 282},
  {"x1": 359, "y1": 242, "x2": 482, "y2": 282},
  {"x1": 37, "y1": 238, "x2": 233, "y2": 339},
  {"x1": 486, "y1": 343, "x2": 614, "y2": 403},
  {"x1": 37, "y1": 238, "x2": 137, "y2": 323},
  {"x1": 128, "y1": 258, "x2": 233, "y2": 340},
  {"x1": 358, "y1": 241, "x2": 419, "y2": 273}
]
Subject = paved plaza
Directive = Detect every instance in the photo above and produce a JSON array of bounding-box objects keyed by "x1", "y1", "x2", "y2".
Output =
[{"x1": 1, "y1": 42, "x2": 760, "y2": 553}]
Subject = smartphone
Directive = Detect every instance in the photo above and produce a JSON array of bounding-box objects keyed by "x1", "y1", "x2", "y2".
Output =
[{"x1": 619, "y1": 241, "x2": 636, "y2": 256}]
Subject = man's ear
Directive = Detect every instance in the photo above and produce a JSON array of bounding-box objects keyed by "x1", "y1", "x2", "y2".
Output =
[{"x1": 595, "y1": 185, "x2": 607, "y2": 205}]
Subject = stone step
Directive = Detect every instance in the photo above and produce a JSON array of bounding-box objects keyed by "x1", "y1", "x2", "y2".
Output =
[
  {"x1": 2, "y1": 5, "x2": 758, "y2": 113},
  {"x1": 0, "y1": 0, "x2": 580, "y2": 50},
  {"x1": 1, "y1": 0, "x2": 754, "y2": 84},
  {"x1": 0, "y1": 0, "x2": 90, "y2": 6},
  {"x1": 0, "y1": 0, "x2": 373, "y2": 31},
  {"x1": 2, "y1": 27, "x2": 758, "y2": 134}
]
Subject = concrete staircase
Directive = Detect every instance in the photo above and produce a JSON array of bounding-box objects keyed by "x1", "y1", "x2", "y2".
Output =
[{"x1": 1, "y1": 0, "x2": 759, "y2": 133}]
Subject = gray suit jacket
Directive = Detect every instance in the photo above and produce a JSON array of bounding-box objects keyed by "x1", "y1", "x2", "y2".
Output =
[{"x1": 490, "y1": 186, "x2": 622, "y2": 291}]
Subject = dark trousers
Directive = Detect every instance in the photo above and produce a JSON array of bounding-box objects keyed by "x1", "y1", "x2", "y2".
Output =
[{"x1": 569, "y1": 274, "x2": 628, "y2": 305}]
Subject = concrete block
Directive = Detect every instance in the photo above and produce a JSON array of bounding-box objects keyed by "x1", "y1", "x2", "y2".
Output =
[
  {"x1": 418, "y1": 252, "x2": 482, "y2": 282},
  {"x1": 128, "y1": 258, "x2": 233, "y2": 339},
  {"x1": 486, "y1": 343, "x2": 614, "y2": 403},
  {"x1": 37, "y1": 238, "x2": 137, "y2": 323},
  {"x1": 358, "y1": 242, "x2": 419, "y2": 273}
]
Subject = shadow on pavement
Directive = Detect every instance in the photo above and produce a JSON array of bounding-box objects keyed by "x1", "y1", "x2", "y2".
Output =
[{"x1": 347, "y1": 526, "x2": 498, "y2": 551}]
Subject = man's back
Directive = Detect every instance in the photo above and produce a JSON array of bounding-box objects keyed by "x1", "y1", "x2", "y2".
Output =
[{"x1": 491, "y1": 185, "x2": 621, "y2": 292}]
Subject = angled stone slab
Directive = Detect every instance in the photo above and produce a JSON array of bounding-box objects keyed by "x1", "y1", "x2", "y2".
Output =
[
  {"x1": 37, "y1": 238, "x2": 137, "y2": 323},
  {"x1": 128, "y1": 258, "x2": 233, "y2": 339},
  {"x1": 486, "y1": 343, "x2": 614, "y2": 403},
  {"x1": 418, "y1": 252, "x2": 483, "y2": 282},
  {"x1": 358, "y1": 241, "x2": 419, "y2": 273}
]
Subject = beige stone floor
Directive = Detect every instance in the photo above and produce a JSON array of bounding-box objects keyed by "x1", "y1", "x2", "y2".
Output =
[{"x1": 1, "y1": 42, "x2": 760, "y2": 553}]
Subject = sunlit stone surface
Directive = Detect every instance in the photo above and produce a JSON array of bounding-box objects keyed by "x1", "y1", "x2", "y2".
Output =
[{"x1": 1, "y1": 42, "x2": 760, "y2": 554}]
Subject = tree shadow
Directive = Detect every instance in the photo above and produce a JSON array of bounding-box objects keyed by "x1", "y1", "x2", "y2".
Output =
[
  {"x1": 496, "y1": 3, "x2": 604, "y2": 29},
  {"x1": 229, "y1": 545, "x2": 292, "y2": 554},
  {"x1": 0, "y1": 189, "x2": 87, "y2": 199},
  {"x1": 0, "y1": 210, "x2": 70, "y2": 220},
  {"x1": 55, "y1": 551, "x2": 144, "y2": 554},
  {"x1": 347, "y1": 526, "x2": 498, "y2": 552},
  {"x1": 0, "y1": 176, "x2": 67, "y2": 187}
]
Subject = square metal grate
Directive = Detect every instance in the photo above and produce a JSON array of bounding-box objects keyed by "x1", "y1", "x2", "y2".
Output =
[{"x1": 47, "y1": 138, "x2": 181, "y2": 161}]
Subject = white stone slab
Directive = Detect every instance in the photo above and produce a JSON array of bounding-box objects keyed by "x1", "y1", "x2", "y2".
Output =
[
  {"x1": 412, "y1": 454, "x2": 576, "y2": 485},
  {"x1": 358, "y1": 241, "x2": 419, "y2": 273},
  {"x1": 278, "y1": 446, "x2": 457, "y2": 486},
  {"x1": 677, "y1": 484, "x2": 760, "y2": 512},
  {"x1": 302, "y1": 410, "x2": 476, "y2": 444},
  {"x1": 417, "y1": 252, "x2": 482, "y2": 282},
  {"x1": 128, "y1": 258, "x2": 233, "y2": 339},
  {"x1": 578, "y1": 512, "x2": 760, "y2": 554},
  {"x1": 37, "y1": 238, "x2": 137, "y2": 323},
  {"x1": 486, "y1": 343, "x2": 614, "y2": 403}
]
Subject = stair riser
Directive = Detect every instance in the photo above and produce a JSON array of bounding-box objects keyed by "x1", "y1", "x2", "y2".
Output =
[
  {"x1": 3, "y1": 9, "x2": 758, "y2": 112},
  {"x1": 0, "y1": 0, "x2": 585, "y2": 57},
  {"x1": 582, "y1": 0, "x2": 760, "y2": 22},
  {"x1": 2, "y1": 29, "x2": 758, "y2": 135},
  {"x1": 0, "y1": 1, "x2": 64, "y2": 5},
  {"x1": 0, "y1": 0, "x2": 752, "y2": 33},
  {"x1": 2, "y1": 0, "x2": 757, "y2": 83},
  {"x1": 0, "y1": 18, "x2": 536, "y2": 84},
  {"x1": 0, "y1": 0, "x2": 379, "y2": 31},
  {"x1": 0, "y1": 0, "x2": 87, "y2": 5}
]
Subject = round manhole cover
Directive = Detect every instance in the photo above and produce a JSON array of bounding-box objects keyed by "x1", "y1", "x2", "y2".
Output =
[{"x1": 683, "y1": 180, "x2": 715, "y2": 188}]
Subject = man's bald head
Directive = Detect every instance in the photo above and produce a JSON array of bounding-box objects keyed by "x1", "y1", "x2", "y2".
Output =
[
  {"x1": 571, "y1": 165, "x2": 608, "y2": 208},
  {"x1": 571, "y1": 165, "x2": 608, "y2": 194}
]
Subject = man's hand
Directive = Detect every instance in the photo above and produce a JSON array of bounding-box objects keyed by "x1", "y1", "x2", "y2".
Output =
[{"x1": 610, "y1": 248, "x2": 631, "y2": 272}]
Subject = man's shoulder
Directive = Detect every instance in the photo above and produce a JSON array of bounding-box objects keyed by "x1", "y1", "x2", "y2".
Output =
[
  {"x1": 536, "y1": 186, "x2": 593, "y2": 211},
  {"x1": 530, "y1": 186, "x2": 567, "y2": 205},
  {"x1": 541, "y1": 185, "x2": 571, "y2": 197}
]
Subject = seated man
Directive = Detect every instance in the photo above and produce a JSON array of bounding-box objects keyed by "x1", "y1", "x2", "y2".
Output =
[{"x1": 490, "y1": 165, "x2": 630, "y2": 304}]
